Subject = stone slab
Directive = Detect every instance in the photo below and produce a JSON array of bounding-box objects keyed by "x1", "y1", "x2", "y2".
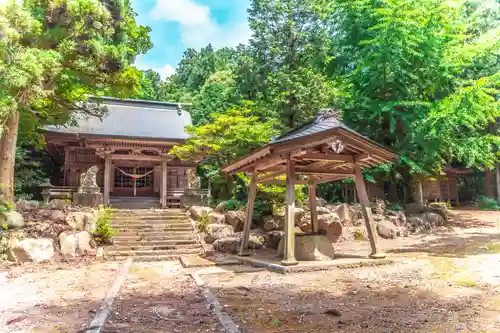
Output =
[{"x1": 179, "y1": 255, "x2": 241, "y2": 268}]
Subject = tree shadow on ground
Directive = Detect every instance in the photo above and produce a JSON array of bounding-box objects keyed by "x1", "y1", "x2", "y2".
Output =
[
  {"x1": 387, "y1": 232, "x2": 500, "y2": 257},
  {"x1": 447, "y1": 209, "x2": 500, "y2": 229}
]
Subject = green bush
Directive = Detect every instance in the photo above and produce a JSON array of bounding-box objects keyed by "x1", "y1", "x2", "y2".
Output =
[
  {"x1": 196, "y1": 212, "x2": 210, "y2": 233},
  {"x1": 475, "y1": 196, "x2": 500, "y2": 211},
  {"x1": 390, "y1": 204, "x2": 402, "y2": 212},
  {"x1": 92, "y1": 207, "x2": 116, "y2": 245},
  {"x1": 226, "y1": 198, "x2": 245, "y2": 211},
  {"x1": 428, "y1": 201, "x2": 451, "y2": 210}
]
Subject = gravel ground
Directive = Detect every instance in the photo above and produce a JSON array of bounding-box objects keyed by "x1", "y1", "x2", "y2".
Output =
[
  {"x1": 0, "y1": 261, "x2": 120, "y2": 333},
  {"x1": 202, "y1": 251, "x2": 500, "y2": 332},
  {"x1": 102, "y1": 261, "x2": 224, "y2": 333}
]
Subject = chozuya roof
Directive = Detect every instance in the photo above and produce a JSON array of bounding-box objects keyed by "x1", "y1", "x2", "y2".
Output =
[
  {"x1": 222, "y1": 109, "x2": 397, "y2": 175},
  {"x1": 43, "y1": 96, "x2": 192, "y2": 141}
]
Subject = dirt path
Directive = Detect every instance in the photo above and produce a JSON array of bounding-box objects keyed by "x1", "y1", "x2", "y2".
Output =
[
  {"x1": 0, "y1": 261, "x2": 120, "y2": 333},
  {"x1": 101, "y1": 262, "x2": 224, "y2": 333}
]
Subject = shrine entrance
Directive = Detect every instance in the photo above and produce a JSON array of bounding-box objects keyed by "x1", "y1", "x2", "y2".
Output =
[{"x1": 113, "y1": 167, "x2": 155, "y2": 197}]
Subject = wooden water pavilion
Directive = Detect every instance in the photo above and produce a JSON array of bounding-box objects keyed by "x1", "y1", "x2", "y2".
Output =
[{"x1": 222, "y1": 110, "x2": 397, "y2": 265}]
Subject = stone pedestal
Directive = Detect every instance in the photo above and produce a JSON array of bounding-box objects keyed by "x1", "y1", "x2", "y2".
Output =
[
  {"x1": 278, "y1": 234, "x2": 335, "y2": 261},
  {"x1": 73, "y1": 193, "x2": 103, "y2": 207}
]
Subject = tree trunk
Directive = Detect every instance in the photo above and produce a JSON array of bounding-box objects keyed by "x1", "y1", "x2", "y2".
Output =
[
  {"x1": 496, "y1": 164, "x2": 500, "y2": 204},
  {"x1": 0, "y1": 111, "x2": 20, "y2": 201},
  {"x1": 415, "y1": 180, "x2": 424, "y2": 206}
]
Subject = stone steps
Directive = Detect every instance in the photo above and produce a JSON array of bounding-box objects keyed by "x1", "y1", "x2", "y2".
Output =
[{"x1": 105, "y1": 208, "x2": 201, "y2": 261}]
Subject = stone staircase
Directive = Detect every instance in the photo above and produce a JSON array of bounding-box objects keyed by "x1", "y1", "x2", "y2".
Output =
[
  {"x1": 109, "y1": 197, "x2": 161, "y2": 210},
  {"x1": 105, "y1": 209, "x2": 203, "y2": 261}
]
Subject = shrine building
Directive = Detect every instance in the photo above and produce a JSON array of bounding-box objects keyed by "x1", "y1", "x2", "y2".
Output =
[{"x1": 42, "y1": 97, "x2": 200, "y2": 208}]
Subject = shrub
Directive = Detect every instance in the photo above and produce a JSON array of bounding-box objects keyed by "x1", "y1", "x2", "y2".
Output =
[
  {"x1": 92, "y1": 207, "x2": 116, "y2": 245},
  {"x1": 428, "y1": 201, "x2": 451, "y2": 210},
  {"x1": 390, "y1": 204, "x2": 402, "y2": 212},
  {"x1": 475, "y1": 196, "x2": 500, "y2": 211},
  {"x1": 226, "y1": 198, "x2": 245, "y2": 211},
  {"x1": 196, "y1": 212, "x2": 210, "y2": 233}
]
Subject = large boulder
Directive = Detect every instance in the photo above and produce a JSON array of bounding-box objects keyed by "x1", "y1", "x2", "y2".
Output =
[
  {"x1": 318, "y1": 213, "x2": 343, "y2": 244},
  {"x1": 317, "y1": 207, "x2": 331, "y2": 215},
  {"x1": 7, "y1": 238, "x2": 55, "y2": 262},
  {"x1": 264, "y1": 230, "x2": 284, "y2": 249},
  {"x1": 59, "y1": 231, "x2": 92, "y2": 257},
  {"x1": 262, "y1": 215, "x2": 283, "y2": 232},
  {"x1": 214, "y1": 201, "x2": 228, "y2": 213},
  {"x1": 66, "y1": 212, "x2": 93, "y2": 231},
  {"x1": 333, "y1": 204, "x2": 356, "y2": 226},
  {"x1": 49, "y1": 199, "x2": 70, "y2": 210},
  {"x1": 294, "y1": 208, "x2": 306, "y2": 222},
  {"x1": 376, "y1": 220, "x2": 398, "y2": 239},
  {"x1": 386, "y1": 210, "x2": 407, "y2": 226},
  {"x1": 204, "y1": 224, "x2": 234, "y2": 244},
  {"x1": 316, "y1": 197, "x2": 328, "y2": 207},
  {"x1": 407, "y1": 215, "x2": 430, "y2": 233},
  {"x1": 208, "y1": 211, "x2": 226, "y2": 224},
  {"x1": 50, "y1": 210, "x2": 66, "y2": 223},
  {"x1": 225, "y1": 210, "x2": 246, "y2": 232},
  {"x1": 189, "y1": 206, "x2": 213, "y2": 220},
  {"x1": 424, "y1": 212, "x2": 446, "y2": 228},
  {"x1": 16, "y1": 200, "x2": 40, "y2": 211},
  {"x1": 373, "y1": 198, "x2": 386, "y2": 215},
  {"x1": 213, "y1": 237, "x2": 240, "y2": 254},
  {"x1": 0, "y1": 211, "x2": 25, "y2": 229}
]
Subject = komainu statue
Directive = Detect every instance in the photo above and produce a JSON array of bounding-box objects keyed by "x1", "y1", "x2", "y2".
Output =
[
  {"x1": 187, "y1": 169, "x2": 201, "y2": 189},
  {"x1": 78, "y1": 166, "x2": 100, "y2": 194}
]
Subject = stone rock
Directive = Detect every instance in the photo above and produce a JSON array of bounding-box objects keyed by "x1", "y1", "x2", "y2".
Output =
[
  {"x1": 84, "y1": 213, "x2": 97, "y2": 232},
  {"x1": 49, "y1": 199, "x2": 70, "y2": 210},
  {"x1": 265, "y1": 230, "x2": 284, "y2": 249},
  {"x1": 297, "y1": 213, "x2": 312, "y2": 233},
  {"x1": 317, "y1": 207, "x2": 331, "y2": 215},
  {"x1": 50, "y1": 210, "x2": 66, "y2": 222},
  {"x1": 0, "y1": 211, "x2": 25, "y2": 229},
  {"x1": 334, "y1": 204, "x2": 355, "y2": 226},
  {"x1": 295, "y1": 235, "x2": 335, "y2": 261},
  {"x1": 376, "y1": 220, "x2": 398, "y2": 239},
  {"x1": 372, "y1": 214, "x2": 385, "y2": 222},
  {"x1": 387, "y1": 211, "x2": 407, "y2": 226},
  {"x1": 294, "y1": 208, "x2": 305, "y2": 222},
  {"x1": 262, "y1": 215, "x2": 283, "y2": 232},
  {"x1": 59, "y1": 231, "x2": 92, "y2": 256},
  {"x1": 424, "y1": 212, "x2": 446, "y2": 227},
  {"x1": 66, "y1": 212, "x2": 93, "y2": 231},
  {"x1": 7, "y1": 238, "x2": 55, "y2": 262},
  {"x1": 213, "y1": 237, "x2": 239, "y2": 254},
  {"x1": 277, "y1": 235, "x2": 335, "y2": 260},
  {"x1": 355, "y1": 218, "x2": 365, "y2": 226},
  {"x1": 318, "y1": 214, "x2": 343, "y2": 244},
  {"x1": 208, "y1": 212, "x2": 226, "y2": 225},
  {"x1": 407, "y1": 216, "x2": 430, "y2": 233},
  {"x1": 214, "y1": 201, "x2": 228, "y2": 213},
  {"x1": 204, "y1": 224, "x2": 234, "y2": 244},
  {"x1": 225, "y1": 210, "x2": 246, "y2": 232},
  {"x1": 189, "y1": 206, "x2": 213, "y2": 220},
  {"x1": 316, "y1": 197, "x2": 327, "y2": 207},
  {"x1": 16, "y1": 200, "x2": 39, "y2": 210},
  {"x1": 38, "y1": 209, "x2": 53, "y2": 219}
]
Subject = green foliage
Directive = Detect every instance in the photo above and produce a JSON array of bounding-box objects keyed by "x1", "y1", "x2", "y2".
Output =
[
  {"x1": 225, "y1": 198, "x2": 245, "y2": 211},
  {"x1": 196, "y1": 212, "x2": 210, "y2": 233},
  {"x1": 475, "y1": 196, "x2": 500, "y2": 211},
  {"x1": 390, "y1": 205, "x2": 402, "y2": 212},
  {"x1": 92, "y1": 207, "x2": 116, "y2": 245}
]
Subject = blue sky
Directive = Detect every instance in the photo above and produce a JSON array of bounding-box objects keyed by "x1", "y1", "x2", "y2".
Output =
[{"x1": 131, "y1": 0, "x2": 251, "y2": 79}]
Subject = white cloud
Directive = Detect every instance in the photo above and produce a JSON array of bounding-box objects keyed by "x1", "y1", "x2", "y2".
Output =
[
  {"x1": 150, "y1": 0, "x2": 251, "y2": 49},
  {"x1": 135, "y1": 59, "x2": 176, "y2": 80}
]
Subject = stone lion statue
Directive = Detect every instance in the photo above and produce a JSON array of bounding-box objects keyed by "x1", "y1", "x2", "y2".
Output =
[
  {"x1": 187, "y1": 169, "x2": 201, "y2": 189},
  {"x1": 78, "y1": 166, "x2": 99, "y2": 193}
]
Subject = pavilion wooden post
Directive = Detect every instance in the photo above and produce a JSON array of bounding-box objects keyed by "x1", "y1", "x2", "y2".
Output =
[
  {"x1": 161, "y1": 161, "x2": 167, "y2": 208},
  {"x1": 282, "y1": 158, "x2": 298, "y2": 266},
  {"x1": 239, "y1": 170, "x2": 257, "y2": 256},
  {"x1": 103, "y1": 155, "x2": 111, "y2": 206},
  {"x1": 353, "y1": 163, "x2": 385, "y2": 259},
  {"x1": 308, "y1": 177, "x2": 318, "y2": 233}
]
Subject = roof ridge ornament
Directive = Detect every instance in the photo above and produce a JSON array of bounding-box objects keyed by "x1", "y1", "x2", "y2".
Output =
[{"x1": 317, "y1": 109, "x2": 341, "y2": 122}]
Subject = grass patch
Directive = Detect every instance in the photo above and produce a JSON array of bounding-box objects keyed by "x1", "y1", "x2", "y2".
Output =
[
  {"x1": 196, "y1": 212, "x2": 210, "y2": 233},
  {"x1": 454, "y1": 277, "x2": 478, "y2": 288},
  {"x1": 91, "y1": 207, "x2": 116, "y2": 245}
]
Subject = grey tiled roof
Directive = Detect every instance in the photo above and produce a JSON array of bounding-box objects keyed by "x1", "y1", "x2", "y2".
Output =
[
  {"x1": 271, "y1": 115, "x2": 343, "y2": 144},
  {"x1": 44, "y1": 97, "x2": 192, "y2": 140}
]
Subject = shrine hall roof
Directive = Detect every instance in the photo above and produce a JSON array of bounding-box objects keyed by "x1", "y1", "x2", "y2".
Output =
[{"x1": 43, "y1": 97, "x2": 192, "y2": 141}]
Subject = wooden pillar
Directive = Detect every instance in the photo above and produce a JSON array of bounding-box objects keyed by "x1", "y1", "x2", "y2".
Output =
[
  {"x1": 282, "y1": 158, "x2": 298, "y2": 266},
  {"x1": 353, "y1": 163, "x2": 385, "y2": 259},
  {"x1": 103, "y1": 155, "x2": 111, "y2": 206},
  {"x1": 239, "y1": 170, "x2": 258, "y2": 256},
  {"x1": 308, "y1": 177, "x2": 318, "y2": 233},
  {"x1": 161, "y1": 161, "x2": 167, "y2": 208}
]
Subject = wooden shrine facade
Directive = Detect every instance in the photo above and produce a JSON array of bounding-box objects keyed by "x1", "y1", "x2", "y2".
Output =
[
  {"x1": 43, "y1": 97, "x2": 198, "y2": 208},
  {"x1": 222, "y1": 110, "x2": 397, "y2": 264}
]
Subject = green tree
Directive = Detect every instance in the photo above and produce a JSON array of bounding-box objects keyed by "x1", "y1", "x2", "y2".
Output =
[
  {"x1": 170, "y1": 103, "x2": 278, "y2": 199},
  {"x1": 328, "y1": 0, "x2": 500, "y2": 176},
  {"x1": 240, "y1": 0, "x2": 336, "y2": 130},
  {"x1": 0, "y1": 0, "x2": 151, "y2": 200},
  {"x1": 131, "y1": 69, "x2": 167, "y2": 101}
]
